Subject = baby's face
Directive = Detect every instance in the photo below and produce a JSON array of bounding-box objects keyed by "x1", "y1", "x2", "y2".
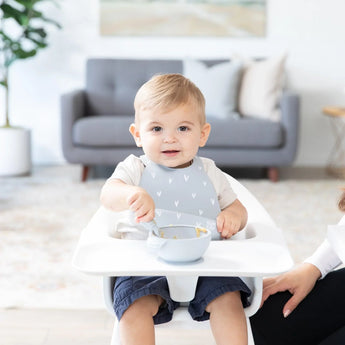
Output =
[{"x1": 130, "y1": 103, "x2": 210, "y2": 168}]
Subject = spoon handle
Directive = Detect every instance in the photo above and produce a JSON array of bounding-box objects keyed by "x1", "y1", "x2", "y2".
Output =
[{"x1": 141, "y1": 220, "x2": 160, "y2": 236}]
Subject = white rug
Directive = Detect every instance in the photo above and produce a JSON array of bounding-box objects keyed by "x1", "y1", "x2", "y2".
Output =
[{"x1": 1, "y1": 165, "x2": 344, "y2": 310}]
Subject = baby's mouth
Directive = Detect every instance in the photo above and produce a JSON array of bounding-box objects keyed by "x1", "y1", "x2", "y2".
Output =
[{"x1": 162, "y1": 150, "x2": 179, "y2": 155}]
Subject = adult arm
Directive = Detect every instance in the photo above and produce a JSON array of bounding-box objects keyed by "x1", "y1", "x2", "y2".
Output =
[
  {"x1": 304, "y1": 213, "x2": 344, "y2": 277},
  {"x1": 261, "y1": 216, "x2": 345, "y2": 317},
  {"x1": 304, "y1": 239, "x2": 342, "y2": 278}
]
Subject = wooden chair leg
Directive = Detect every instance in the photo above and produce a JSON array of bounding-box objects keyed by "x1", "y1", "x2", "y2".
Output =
[
  {"x1": 81, "y1": 165, "x2": 89, "y2": 182},
  {"x1": 267, "y1": 167, "x2": 279, "y2": 182}
]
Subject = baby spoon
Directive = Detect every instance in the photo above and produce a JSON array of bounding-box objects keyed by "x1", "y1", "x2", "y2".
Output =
[{"x1": 142, "y1": 220, "x2": 160, "y2": 237}]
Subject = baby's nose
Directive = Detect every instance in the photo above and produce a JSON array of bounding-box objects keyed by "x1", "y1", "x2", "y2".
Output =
[{"x1": 163, "y1": 131, "x2": 177, "y2": 143}]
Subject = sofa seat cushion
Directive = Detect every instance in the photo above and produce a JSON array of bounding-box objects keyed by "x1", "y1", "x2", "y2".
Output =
[
  {"x1": 207, "y1": 117, "x2": 283, "y2": 148},
  {"x1": 73, "y1": 115, "x2": 134, "y2": 147}
]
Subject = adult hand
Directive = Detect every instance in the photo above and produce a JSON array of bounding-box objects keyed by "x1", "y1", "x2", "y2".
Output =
[{"x1": 261, "y1": 263, "x2": 321, "y2": 318}]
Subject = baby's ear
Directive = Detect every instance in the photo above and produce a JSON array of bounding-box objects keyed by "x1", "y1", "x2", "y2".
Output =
[
  {"x1": 199, "y1": 123, "x2": 211, "y2": 148},
  {"x1": 129, "y1": 123, "x2": 142, "y2": 147}
]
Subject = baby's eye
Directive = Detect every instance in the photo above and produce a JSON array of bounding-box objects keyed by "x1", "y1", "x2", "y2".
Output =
[
  {"x1": 152, "y1": 126, "x2": 162, "y2": 132},
  {"x1": 178, "y1": 126, "x2": 189, "y2": 132}
]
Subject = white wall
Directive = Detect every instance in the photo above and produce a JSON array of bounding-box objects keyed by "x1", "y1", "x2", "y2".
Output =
[{"x1": 1, "y1": 0, "x2": 345, "y2": 166}]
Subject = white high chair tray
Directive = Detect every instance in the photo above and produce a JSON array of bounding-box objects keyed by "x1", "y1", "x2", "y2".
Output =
[
  {"x1": 327, "y1": 225, "x2": 345, "y2": 264},
  {"x1": 72, "y1": 207, "x2": 293, "y2": 277}
]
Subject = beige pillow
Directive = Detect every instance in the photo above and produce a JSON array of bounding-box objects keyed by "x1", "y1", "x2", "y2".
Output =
[{"x1": 238, "y1": 54, "x2": 287, "y2": 121}]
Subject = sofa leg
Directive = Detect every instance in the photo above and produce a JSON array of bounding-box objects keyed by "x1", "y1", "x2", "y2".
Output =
[
  {"x1": 267, "y1": 167, "x2": 279, "y2": 182},
  {"x1": 81, "y1": 165, "x2": 89, "y2": 182}
]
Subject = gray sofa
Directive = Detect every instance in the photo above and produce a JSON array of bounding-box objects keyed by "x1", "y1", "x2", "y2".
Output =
[{"x1": 61, "y1": 58, "x2": 299, "y2": 181}]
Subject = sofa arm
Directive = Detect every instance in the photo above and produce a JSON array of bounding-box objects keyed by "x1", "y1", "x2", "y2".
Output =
[
  {"x1": 60, "y1": 89, "x2": 86, "y2": 160},
  {"x1": 279, "y1": 92, "x2": 300, "y2": 163}
]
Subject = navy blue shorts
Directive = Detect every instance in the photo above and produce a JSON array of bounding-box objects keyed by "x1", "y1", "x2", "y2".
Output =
[{"x1": 113, "y1": 276, "x2": 251, "y2": 324}]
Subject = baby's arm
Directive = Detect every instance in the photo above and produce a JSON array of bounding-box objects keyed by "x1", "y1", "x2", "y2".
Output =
[
  {"x1": 201, "y1": 158, "x2": 247, "y2": 239},
  {"x1": 217, "y1": 199, "x2": 248, "y2": 239},
  {"x1": 100, "y1": 178, "x2": 155, "y2": 223}
]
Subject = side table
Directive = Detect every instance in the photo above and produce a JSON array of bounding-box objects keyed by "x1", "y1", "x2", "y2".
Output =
[{"x1": 322, "y1": 106, "x2": 345, "y2": 178}]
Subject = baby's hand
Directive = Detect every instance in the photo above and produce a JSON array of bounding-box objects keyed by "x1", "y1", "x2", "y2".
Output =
[
  {"x1": 127, "y1": 187, "x2": 155, "y2": 223},
  {"x1": 216, "y1": 209, "x2": 242, "y2": 239}
]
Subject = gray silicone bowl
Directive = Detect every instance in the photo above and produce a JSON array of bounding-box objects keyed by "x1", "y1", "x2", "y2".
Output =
[{"x1": 146, "y1": 224, "x2": 212, "y2": 263}]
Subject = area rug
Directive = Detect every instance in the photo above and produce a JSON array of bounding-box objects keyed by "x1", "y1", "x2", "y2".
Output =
[{"x1": 0, "y1": 165, "x2": 344, "y2": 310}]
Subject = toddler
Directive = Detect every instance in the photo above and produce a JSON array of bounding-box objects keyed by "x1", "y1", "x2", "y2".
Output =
[{"x1": 100, "y1": 74, "x2": 250, "y2": 345}]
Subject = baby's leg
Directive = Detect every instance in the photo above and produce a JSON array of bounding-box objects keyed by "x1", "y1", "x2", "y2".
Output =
[
  {"x1": 206, "y1": 291, "x2": 247, "y2": 345},
  {"x1": 119, "y1": 294, "x2": 164, "y2": 345}
]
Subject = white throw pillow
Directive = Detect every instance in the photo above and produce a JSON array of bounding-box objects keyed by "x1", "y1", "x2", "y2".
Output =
[
  {"x1": 183, "y1": 59, "x2": 242, "y2": 119},
  {"x1": 238, "y1": 54, "x2": 287, "y2": 121}
]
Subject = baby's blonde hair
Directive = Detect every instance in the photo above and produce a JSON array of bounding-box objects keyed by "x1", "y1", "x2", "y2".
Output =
[{"x1": 134, "y1": 73, "x2": 206, "y2": 124}]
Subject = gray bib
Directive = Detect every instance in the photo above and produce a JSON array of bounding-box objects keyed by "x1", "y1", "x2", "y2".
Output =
[{"x1": 139, "y1": 156, "x2": 221, "y2": 240}]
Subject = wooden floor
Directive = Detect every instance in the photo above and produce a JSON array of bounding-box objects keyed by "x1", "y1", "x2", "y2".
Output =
[
  {"x1": 0, "y1": 308, "x2": 217, "y2": 345},
  {"x1": 0, "y1": 308, "x2": 112, "y2": 345}
]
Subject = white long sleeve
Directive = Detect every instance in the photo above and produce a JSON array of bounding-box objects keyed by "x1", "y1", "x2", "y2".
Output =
[
  {"x1": 304, "y1": 215, "x2": 345, "y2": 278},
  {"x1": 304, "y1": 240, "x2": 341, "y2": 278}
]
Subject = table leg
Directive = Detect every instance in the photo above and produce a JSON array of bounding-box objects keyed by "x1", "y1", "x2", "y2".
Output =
[{"x1": 326, "y1": 117, "x2": 345, "y2": 178}]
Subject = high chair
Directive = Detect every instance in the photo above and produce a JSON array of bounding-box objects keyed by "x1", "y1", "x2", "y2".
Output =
[{"x1": 72, "y1": 174, "x2": 294, "y2": 344}]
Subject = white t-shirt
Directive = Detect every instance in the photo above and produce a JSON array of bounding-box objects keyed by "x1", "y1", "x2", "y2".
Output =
[
  {"x1": 110, "y1": 154, "x2": 237, "y2": 211},
  {"x1": 304, "y1": 215, "x2": 345, "y2": 278}
]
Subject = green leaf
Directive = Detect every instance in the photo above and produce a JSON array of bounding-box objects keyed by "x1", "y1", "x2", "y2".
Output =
[
  {"x1": 26, "y1": 37, "x2": 48, "y2": 49},
  {"x1": 0, "y1": 4, "x2": 27, "y2": 25},
  {"x1": 26, "y1": 8, "x2": 44, "y2": 19},
  {"x1": 25, "y1": 27, "x2": 48, "y2": 39},
  {"x1": 13, "y1": 47, "x2": 38, "y2": 59},
  {"x1": 1, "y1": 4, "x2": 36, "y2": 26},
  {"x1": 40, "y1": 17, "x2": 62, "y2": 29},
  {"x1": 0, "y1": 31, "x2": 14, "y2": 43}
]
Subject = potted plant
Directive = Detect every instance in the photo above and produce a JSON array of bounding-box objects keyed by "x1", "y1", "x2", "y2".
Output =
[{"x1": 0, "y1": 0, "x2": 60, "y2": 176}]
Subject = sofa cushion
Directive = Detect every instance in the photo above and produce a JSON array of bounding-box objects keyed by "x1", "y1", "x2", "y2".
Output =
[
  {"x1": 238, "y1": 54, "x2": 286, "y2": 122},
  {"x1": 73, "y1": 116, "x2": 134, "y2": 147},
  {"x1": 183, "y1": 59, "x2": 242, "y2": 119},
  {"x1": 85, "y1": 59, "x2": 184, "y2": 116},
  {"x1": 73, "y1": 115, "x2": 283, "y2": 149},
  {"x1": 85, "y1": 59, "x2": 234, "y2": 117},
  {"x1": 206, "y1": 117, "x2": 283, "y2": 148}
]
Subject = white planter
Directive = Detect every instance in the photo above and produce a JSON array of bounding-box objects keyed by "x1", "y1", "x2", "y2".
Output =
[{"x1": 0, "y1": 127, "x2": 31, "y2": 176}]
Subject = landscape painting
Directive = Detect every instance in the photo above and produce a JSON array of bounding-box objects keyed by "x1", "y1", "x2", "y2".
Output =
[{"x1": 100, "y1": 0, "x2": 266, "y2": 37}]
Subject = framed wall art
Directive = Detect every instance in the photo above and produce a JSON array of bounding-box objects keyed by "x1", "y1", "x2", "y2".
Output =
[{"x1": 100, "y1": 0, "x2": 266, "y2": 37}]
